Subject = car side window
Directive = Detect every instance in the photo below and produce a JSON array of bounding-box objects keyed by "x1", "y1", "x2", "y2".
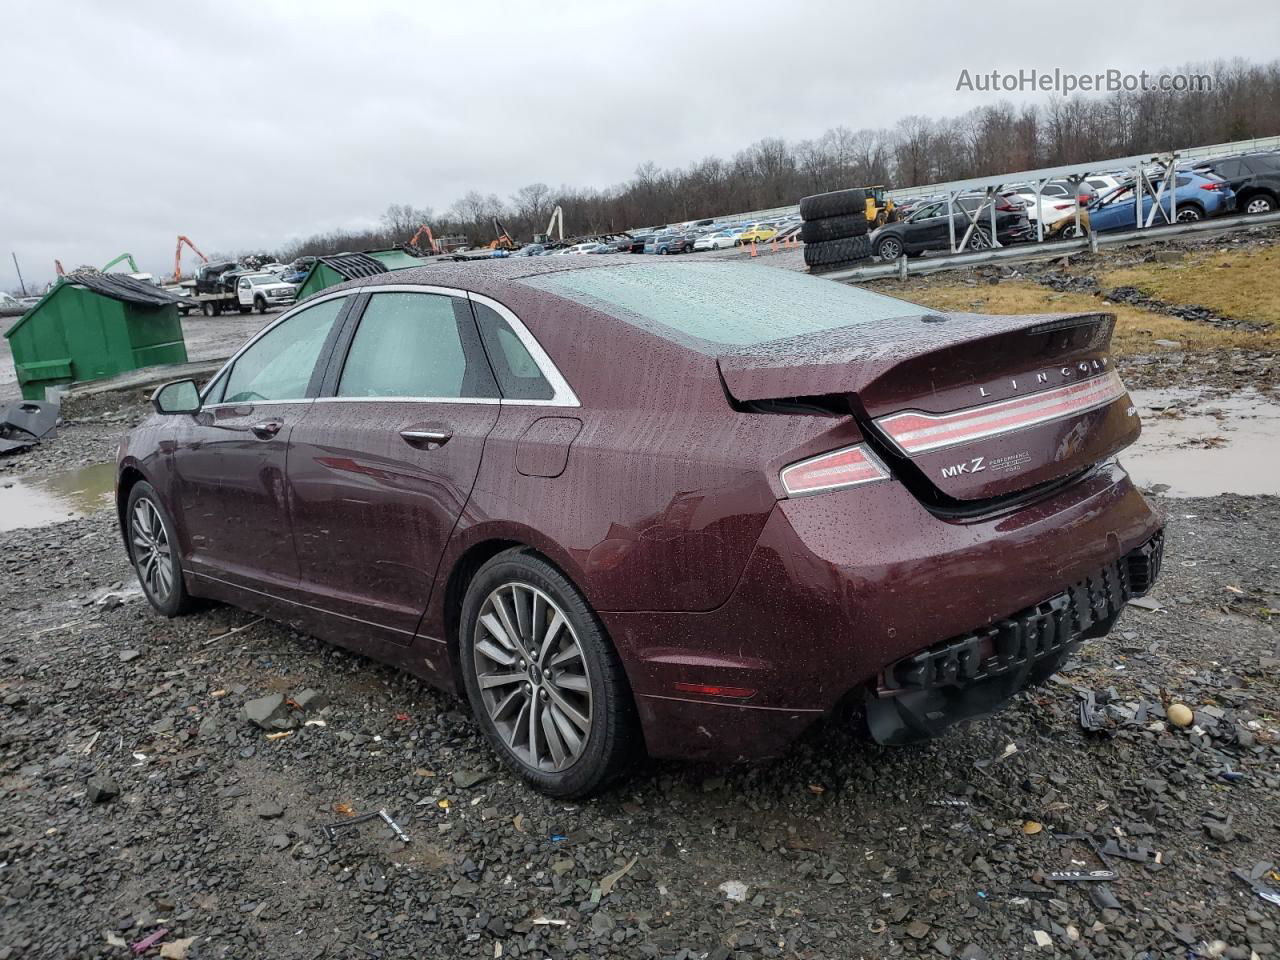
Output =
[
  {"x1": 220, "y1": 296, "x2": 346, "y2": 404},
  {"x1": 472, "y1": 301, "x2": 555, "y2": 401},
  {"x1": 337, "y1": 292, "x2": 498, "y2": 399}
]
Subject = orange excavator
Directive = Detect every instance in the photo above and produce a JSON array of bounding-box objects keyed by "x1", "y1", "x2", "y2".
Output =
[
  {"x1": 487, "y1": 217, "x2": 517, "y2": 251},
  {"x1": 173, "y1": 235, "x2": 208, "y2": 282},
  {"x1": 406, "y1": 224, "x2": 441, "y2": 256}
]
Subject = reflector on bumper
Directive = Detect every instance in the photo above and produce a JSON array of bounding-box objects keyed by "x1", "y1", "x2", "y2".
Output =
[{"x1": 876, "y1": 370, "x2": 1127, "y2": 455}]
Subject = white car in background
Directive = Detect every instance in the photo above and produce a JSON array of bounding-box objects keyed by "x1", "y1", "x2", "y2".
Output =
[
  {"x1": 1009, "y1": 191, "x2": 1080, "y2": 228},
  {"x1": 235, "y1": 273, "x2": 297, "y2": 313},
  {"x1": 693, "y1": 229, "x2": 739, "y2": 251}
]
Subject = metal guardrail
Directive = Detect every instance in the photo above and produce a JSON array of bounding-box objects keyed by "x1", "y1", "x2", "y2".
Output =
[{"x1": 821, "y1": 210, "x2": 1280, "y2": 283}]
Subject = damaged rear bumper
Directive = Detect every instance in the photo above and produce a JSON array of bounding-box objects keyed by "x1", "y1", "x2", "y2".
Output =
[{"x1": 866, "y1": 530, "x2": 1164, "y2": 745}]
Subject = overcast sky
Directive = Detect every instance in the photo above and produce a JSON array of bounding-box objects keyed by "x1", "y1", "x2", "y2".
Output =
[{"x1": 2, "y1": 0, "x2": 1275, "y2": 289}]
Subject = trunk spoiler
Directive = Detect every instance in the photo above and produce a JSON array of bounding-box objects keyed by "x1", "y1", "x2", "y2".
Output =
[{"x1": 716, "y1": 311, "x2": 1114, "y2": 407}]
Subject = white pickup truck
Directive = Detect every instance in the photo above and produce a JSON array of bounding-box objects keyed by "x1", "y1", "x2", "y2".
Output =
[{"x1": 234, "y1": 273, "x2": 297, "y2": 314}]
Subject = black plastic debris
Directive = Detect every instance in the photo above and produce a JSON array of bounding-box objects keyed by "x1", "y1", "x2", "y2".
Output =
[
  {"x1": 0, "y1": 399, "x2": 59, "y2": 454},
  {"x1": 1044, "y1": 833, "x2": 1119, "y2": 882}
]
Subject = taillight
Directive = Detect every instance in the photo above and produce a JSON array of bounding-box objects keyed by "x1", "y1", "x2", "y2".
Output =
[
  {"x1": 995, "y1": 200, "x2": 1018, "y2": 211},
  {"x1": 1200, "y1": 182, "x2": 1222, "y2": 191},
  {"x1": 1077, "y1": 195, "x2": 1091, "y2": 204},
  {"x1": 1053, "y1": 202, "x2": 1074, "y2": 210},
  {"x1": 780, "y1": 444, "x2": 889, "y2": 497}
]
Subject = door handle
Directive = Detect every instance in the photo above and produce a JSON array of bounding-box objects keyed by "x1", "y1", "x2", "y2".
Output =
[
  {"x1": 400, "y1": 428, "x2": 452, "y2": 448},
  {"x1": 251, "y1": 419, "x2": 283, "y2": 439}
]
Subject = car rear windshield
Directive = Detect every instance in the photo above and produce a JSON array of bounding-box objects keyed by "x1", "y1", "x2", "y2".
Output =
[{"x1": 521, "y1": 262, "x2": 919, "y2": 349}]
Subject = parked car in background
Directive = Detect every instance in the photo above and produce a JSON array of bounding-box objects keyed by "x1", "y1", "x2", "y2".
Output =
[
  {"x1": 1083, "y1": 174, "x2": 1127, "y2": 196},
  {"x1": 872, "y1": 194, "x2": 1032, "y2": 260},
  {"x1": 691, "y1": 230, "x2": 735, "y2": 251},
  {"x1": 122, "y1": 258, "x2": 1163, "y2": 798},
  {"x1": 511, "y1": 244, "x2": 548, "y2": 257},
  {"x1": 615, "y1": 233, "x2": 650, "y2": 253},
  {"x1": 1056, "y1": 173, "x2": 1235, "y2": 237},
  {"x1": 644, "y1": 233, "x2": 687, "y2": 255},
  {"x1": 1190, "y1": 152, "x2": 1279, "y2": 214},
  {"x1": 738, "y1": 223, "x2": 779, "y2": 244}
]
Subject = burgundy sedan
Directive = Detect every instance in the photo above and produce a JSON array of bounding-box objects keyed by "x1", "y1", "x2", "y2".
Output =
[{"x1": 118, "y1": 259, "x2": 1163, "y2": 797}]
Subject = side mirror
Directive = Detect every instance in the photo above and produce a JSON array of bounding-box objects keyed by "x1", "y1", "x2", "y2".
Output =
[{"x1": 152, "y1": 379, "x2": 202, "y2": 415}]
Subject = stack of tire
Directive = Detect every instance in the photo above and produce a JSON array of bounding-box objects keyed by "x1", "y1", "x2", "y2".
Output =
[{"x1": 799, "y1": 188, "x2": 873, "y2": 272}]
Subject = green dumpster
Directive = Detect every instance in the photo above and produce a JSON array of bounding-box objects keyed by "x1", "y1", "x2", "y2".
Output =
[
  {"x1": 4, "y1": 273, "x2": 190, "y2": 401},
  {"x1": 295, "y1": 249, "x2": 426, "y2": 302}
]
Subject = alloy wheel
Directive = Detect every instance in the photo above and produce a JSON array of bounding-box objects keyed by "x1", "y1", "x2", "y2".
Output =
[
  {"x1": 131, "y1": 498, "x2": 173, "y2": 603},
  {"x1": 1246, "y1": 197, "x2": 1273, "y2": 214},
  {"x1": 1175, "y1": 208, "x2": 1201, "y2": 222},
  {"x1": 878, "y1": 238, "x2": 901, "y2": 261},
  {"x1": 967, "y1": 230, "x2": 991, "y2": 250},
  {"x1": 472, "y1": 582, "x2": 592, "y2": 772}
]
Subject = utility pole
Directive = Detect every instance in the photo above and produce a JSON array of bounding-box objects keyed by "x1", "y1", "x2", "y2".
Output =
[{"x1": 11, "y1": 252, "x2": 27, "y2": 296}]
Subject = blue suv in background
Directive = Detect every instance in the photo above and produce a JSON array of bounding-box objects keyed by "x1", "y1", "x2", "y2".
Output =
[{"x1": 1079, "y1": 172, "x2": 1235, "y2": 234}]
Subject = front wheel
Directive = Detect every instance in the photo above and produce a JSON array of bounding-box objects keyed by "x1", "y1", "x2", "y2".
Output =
[
  {"x1": 875, "y1": 236, "x2": 903, "y2": 261},
  {"x1": 254, "y1": 297, "x2": 267, "y2": 313},
  {"x1": 201, "y1": 302, "x2": 214, "y2": 317},
  {"x1": 460, "y1": 549, "x2": 638, "y2": 798},
  {"x1": 1175, "y1": 206, "x2": 1203, "y2": 223},
  {"x1": 126, "y1": 481, "x2": 194, "y2": 618}
]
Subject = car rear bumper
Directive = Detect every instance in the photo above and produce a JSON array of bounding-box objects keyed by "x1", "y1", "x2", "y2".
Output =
[{"x1": 601, "y1": 462, "x2": 1163, "y2": 762}]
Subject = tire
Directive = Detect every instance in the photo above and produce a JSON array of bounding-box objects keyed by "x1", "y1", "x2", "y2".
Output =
[
  {"x1": 1244, "y1": 194, "x2": 1276, "y2": 214},
  {"x1": 1174, "y1": 206, "x2": 1202, "y2": 223},
  {"x1": 125, "y1": 481, "x2": 194, "y2": 618},
  {"x1": 966, "y1": 229, "x2": 993, "y2": 250},
  {"x1": 800, "y1": 214, "x2": 869, "y2": 244},
  {"x1": 254, "y1": 297, "x2": 267, "y2": 313},
  {"x1": 459, "y1": 548, "x2": 639, "y2": 799},
  {"x1": 800, "y1": 188, "x2": 870, "y2": 221},
  {"x1": 804, "y1": 233, "x2": 873, "y2": 267},
  {"x1": 201, "y1": 302, "x2": 214, "y2": 318},
  {"x1": 873, "y1": 234, "x2": 905, "y2": 262}
]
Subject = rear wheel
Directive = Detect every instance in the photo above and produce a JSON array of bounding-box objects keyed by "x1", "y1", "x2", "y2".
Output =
[
  {"x1": 201, "y1": 302, "x2": 214, "y2": 317},
  {"x1": 1245, "y1": 195, "x2": 1276, "y2": 214},
  {"x1": 126, "y1": 481, "x2": 194, "y2": 618},
  {"x1": 459, "y1": 549, "x2": 638, "y2": 798},
  {"x1": 254, "y1": 296, "x2": 267, "y2": 313}
]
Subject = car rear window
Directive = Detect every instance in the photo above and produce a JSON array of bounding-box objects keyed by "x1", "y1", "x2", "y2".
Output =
[{"x1": 521, "y1": 262, "x2": 919, "y2": 349}]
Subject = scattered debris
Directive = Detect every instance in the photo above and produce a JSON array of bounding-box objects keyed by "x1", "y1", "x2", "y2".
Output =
[
  {"x1": 130, "y1": 928, "x2": 170, "y2": 954},
  {"x1": 1167, "y1": 703, "x2": 1195, "y2": 727},
  {"x1": 0, "y1": 399, "x2": 58, "y2": 454},
  {"x1": 85, "y1": 774, "x2": 119, "y2": 804},
  {"x1": 718, "y1": 880, "x2": 749, "y2": 902},
  {"x1": 320, "y1": 808, "x2": 410, "y2": 843},
  {"x1": 158, "y1": 937, "x2": 196, "y2": 959},
  {"x1": 202, "y1": 617, "x2": 263, "y2": 647},
  {"x1": 598, "y1": 854, "x2": 638, "y2": 896},
  {"x1": 1232, "y1": 867, "x2": 1280, "y2": 907}
]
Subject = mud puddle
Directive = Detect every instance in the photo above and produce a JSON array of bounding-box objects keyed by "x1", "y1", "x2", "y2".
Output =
[
  {"x1": 1123, "y1": 388, "x2": 1280, "y2": 497},
  {"x1": 0, "y1": 461, "x2": 116, "y2": 532}
]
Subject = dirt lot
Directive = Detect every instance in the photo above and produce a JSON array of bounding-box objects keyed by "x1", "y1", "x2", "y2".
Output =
[{"x1": 1, "y1": 234, "x2": 1278, "y2": 960}]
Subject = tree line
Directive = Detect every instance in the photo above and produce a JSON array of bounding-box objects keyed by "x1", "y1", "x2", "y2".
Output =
[{"x1": 274, "y1": 57, "x2": 1279, "y2": 261}]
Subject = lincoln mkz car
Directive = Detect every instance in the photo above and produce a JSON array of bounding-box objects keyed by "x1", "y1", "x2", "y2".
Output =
[{"x1": 118, "y1": 259, "x2": 1164, "y2": 797}]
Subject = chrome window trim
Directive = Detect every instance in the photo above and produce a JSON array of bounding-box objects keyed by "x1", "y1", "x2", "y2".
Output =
[
  {"x1": 314, "y1": 396, "x2": 500, "y2": 406},
  {"x1": 198, "y1": 288, "x2": 353, "y2": 404}
]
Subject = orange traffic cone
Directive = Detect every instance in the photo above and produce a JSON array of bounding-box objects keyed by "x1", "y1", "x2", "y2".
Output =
[{"x1": 750, "y1": 240, "x2": 757, "y2": 257}]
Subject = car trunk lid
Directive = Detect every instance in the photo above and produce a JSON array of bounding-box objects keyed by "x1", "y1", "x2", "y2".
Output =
[{"x1": 718, "y1": 310, "x2": 1138, "y2": 502}]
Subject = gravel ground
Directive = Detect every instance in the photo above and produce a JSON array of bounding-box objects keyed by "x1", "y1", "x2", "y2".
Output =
[{"x1": 1, "y1": 419, "x2": 1278, "y2": 959}]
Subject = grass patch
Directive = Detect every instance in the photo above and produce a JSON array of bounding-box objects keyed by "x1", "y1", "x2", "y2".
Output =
[
  {"x1": 1100, "y1": 246, "x2": 1280, "y2": 329},
  {"x1": 882, "y1": 279, "x2": 1279, "y2": 357}
]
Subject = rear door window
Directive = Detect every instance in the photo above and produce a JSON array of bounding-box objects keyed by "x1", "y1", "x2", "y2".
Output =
[{"x1": 337, "y1": 292, "x2": 497, "y2": 399}]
